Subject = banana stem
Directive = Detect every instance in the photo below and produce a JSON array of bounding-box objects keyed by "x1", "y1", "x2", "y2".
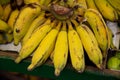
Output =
[
  {"x1": 67, "y1": 20, "x2": 73, "y2": 30},
  {"x1": 61, "y1": 21, "x2": 67, "y2": 31},
  {"x1": 55, "y1": 21, "x2": 62, "y2": 31},
  {"x1": 71, "y1": 19, "x2": 79, "y2": 27}
]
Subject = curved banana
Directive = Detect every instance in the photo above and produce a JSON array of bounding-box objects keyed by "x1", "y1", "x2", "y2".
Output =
[
  {"x1": 13, "y1": 4, "x2": 41, "y2": 45},
  {"x1": 7, "y1": 9, "x2": 20, "y2": 30},
  {"x1": 76, "y1": 24, "x2": 103, "y2": 69},
  {"x1": 67, "y1": 20, "x2": 85, "y2": 72},
  {"x1": 0, "y1": 19, "x2": 12, "y2": 33},
  {"x1": 85, "y1": 0, "x2": 98, "y2": 10},
  {"x1": 84, "y1": 9, "x2": 109, "y2": 58},
  {"x1": 94, "y1": 0, "x2": 118, "y2": 21},
  {"x1": 27, "y1": 21, "x2": 62, "y2": 71},
  {"x1": 15, "y1": 19, "x2": 54, "y2": 63},
  {"x1": 22, "y1": 11, "x2": 46, "y2": 45},
  {"x1": 53, "y1": 21, "x2": 68, "y2": 76},
  {"x1": 1, "y1": 3, "x2": 12, "y2": 21}
]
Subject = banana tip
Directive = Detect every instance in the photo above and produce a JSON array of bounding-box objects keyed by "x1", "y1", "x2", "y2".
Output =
[
  {"x1": 15, "y1": 57, "x2": 22, "y2": 63},
  {"x1": 27, "y1": 64, "x2": 34, "y2": 71},
  {"x1": 55, "y1": 69, "x2": 61, "y2": 76}
]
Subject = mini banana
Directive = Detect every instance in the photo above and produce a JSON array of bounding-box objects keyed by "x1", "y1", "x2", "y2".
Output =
[
  {"x1": 67, "y1": 20, "x2": 85, "y2": 72},
  {"x1": 15, "y1": 19, "x2": 54, "y2": 63},
  {"x1": 53, "y1": 21, "x2": 68, "y2": 76},
  {"x1": 0, "y1": 19, "x2": 12, "y2": 33},
  {"x1": 22, "y1": 11, "x2": 46, "y2": 45},
  {"x1": 27, "y1": 21, "x2": 62, "y2": 71},
  {"x1": 13, "y1": 4, "x2": 41, "y2": 45},
  {"x1": 76, "y1": 24, "x2": 103, "y2": 69},
  {"x1": 7, "y1": 9, "x2": 20, "y2": 30},
  {"x1": 85, "y1": 0, "x2": 98, "y2": 10},
  {"x1": 84, "y1": 9, "x2": 109, "y2": 58},
  {"x1": 94, "y1": 0, "x2": 118, "y2": 21},
  {"x1": 1, "y1": 3, "x2": 12, "y2": 21}
]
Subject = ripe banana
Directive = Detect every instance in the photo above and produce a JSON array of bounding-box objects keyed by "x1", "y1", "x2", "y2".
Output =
[
  {"x1": 0, "y1": 19, "x2": 12, "y2": 33},
  {"x1": 1, "y1": 3, "x2": 12, "y2": 21},
  {"x1": 7, "y1": 9, "x2": 20, "y2": 30},
  {"x1": 85, "y1": 0, "x2": 98, "y2": 10},
  {"x1": 67, "y1": 20, "x2": 85, "y2": 72},
  {"x1": 76, "y1": 24, "x2": 103, "y2": 69},
  {"x1": 4, "y1": 32, "x2": 13, "y2": 43},
  {"x1": 27, "y1": 21, "x2": 62, "y2": 71},
  {"x1": 53, "y1": 21, "x2": 68, "y2": 76},
  {"x1": 94, "y1": 0, "x2": 118, "y2": 21},
  {"x1": 84, "y1": 9, "x2": 109, "y2": 58},
  {"x1": 15, "y1": 19, "x2": 54, "y2": 63},
  {"x1": 22, "y1": 11, "x2": 46, "y2": 45},
  {"x1": 13, "y1": 4, "x2": 41, "y2": 45}
]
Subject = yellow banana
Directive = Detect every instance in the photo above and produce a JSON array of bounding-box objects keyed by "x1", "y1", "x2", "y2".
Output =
[
  {"x1": 13, "y1": 4, "x2": 41, "y2": 45},
  {"x1": 0, "y1": 19, "x2": 12, "y2": 33},
  {"x1": 76, "y1": 24, "x2": 103, "y2": 69},
  {"x1": 0, "y1": 4, "x2": 3, "y2": 18},
  {"x1": 67, "y1": 20, "x2": 85, "y2": 72},
  {"x1": 94, "y1": 0, "x2": 118, "y2": 21},
  {"x1": 107, "y1": 0, "x2": 120, "y2": 11},
  {"x1": 15, "y1": 19, "x2": 54, "y2": 63},
  {"x1": 27, "y1": 21, "x2": 62, "y2": 71},
  {"x1": 85, "y1": 0, "x2": 98, "y2": 10},
  {"x1": 71, "y1": 19, "x2": 98, "y2": 47},
  {"x1": 22, "y1": 11, "x2": 46, "y2": 45},
  {"x1": 84, "y1": 9, "x2": 109, "y2": 58},
  {"x1": 77, "y1": 0, "x2": 87, "y2": 9},
  {"x1": 107, "y1": 27, "x2": 116, "y2": 49},
  {"x1": 53, "y1": 21, "x2": 68, "y2": 76},
  {"x1": 7, "y1": 9, "x2": 20, "y2": 30},
  {"x1": 1, "y1": 3, "x2": 12, "y2": 21}
]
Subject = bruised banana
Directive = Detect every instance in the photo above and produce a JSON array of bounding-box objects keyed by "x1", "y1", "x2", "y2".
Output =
[
  {"x1": 85, "y1": 0, "x2": 98, "y2": 10},
  {"x1": 7, "y1": 9, "x2": 20, "y2": 30},
  {"x1": 13, "y1": 4, "x2": 41, "y2": 45},
  {"x1": 67, "y1": 20, "x2": 85, "y2": 72},
  {"x1": 0, "y1": 19, "x2": 12, "y2": 33},
  {"x1": 22, "y1": 11, "x2": 46, "y2": 45},
  {"x1": 53, "y1": 21, "x2": 68, "y2": 76},
  {"x1": 1, "y1": 3, "x2": 12, "y2": 21},
  {"x1": 94, "y1": 0, "x2": 118, "y2": 21},
  {"x1": 27, "y1": 21, "x2": 62, "y2": 71},
  {"x1": 15, "y1": 19, "x2": 54, "y2": 63},
  {"x1": 76, "y1": 24, "x2": 103, "y2": 69},
  {"x1": 84, "y1": 9, "x2": 109, "y2": 58}
]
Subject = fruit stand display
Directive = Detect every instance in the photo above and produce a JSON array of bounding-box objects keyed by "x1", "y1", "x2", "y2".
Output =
[{"x1": 0, "y1": 0, "x2": 120, "y2": 80}]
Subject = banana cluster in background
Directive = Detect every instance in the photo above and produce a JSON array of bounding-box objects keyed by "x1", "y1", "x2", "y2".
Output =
[{"x1": 0, "y1": 0, "x2": 120, "y2": 76}]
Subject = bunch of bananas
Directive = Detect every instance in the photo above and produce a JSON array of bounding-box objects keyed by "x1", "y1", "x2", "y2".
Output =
[{"x1": 0, "y1": 0, "x2": 120, "y2": 76}]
